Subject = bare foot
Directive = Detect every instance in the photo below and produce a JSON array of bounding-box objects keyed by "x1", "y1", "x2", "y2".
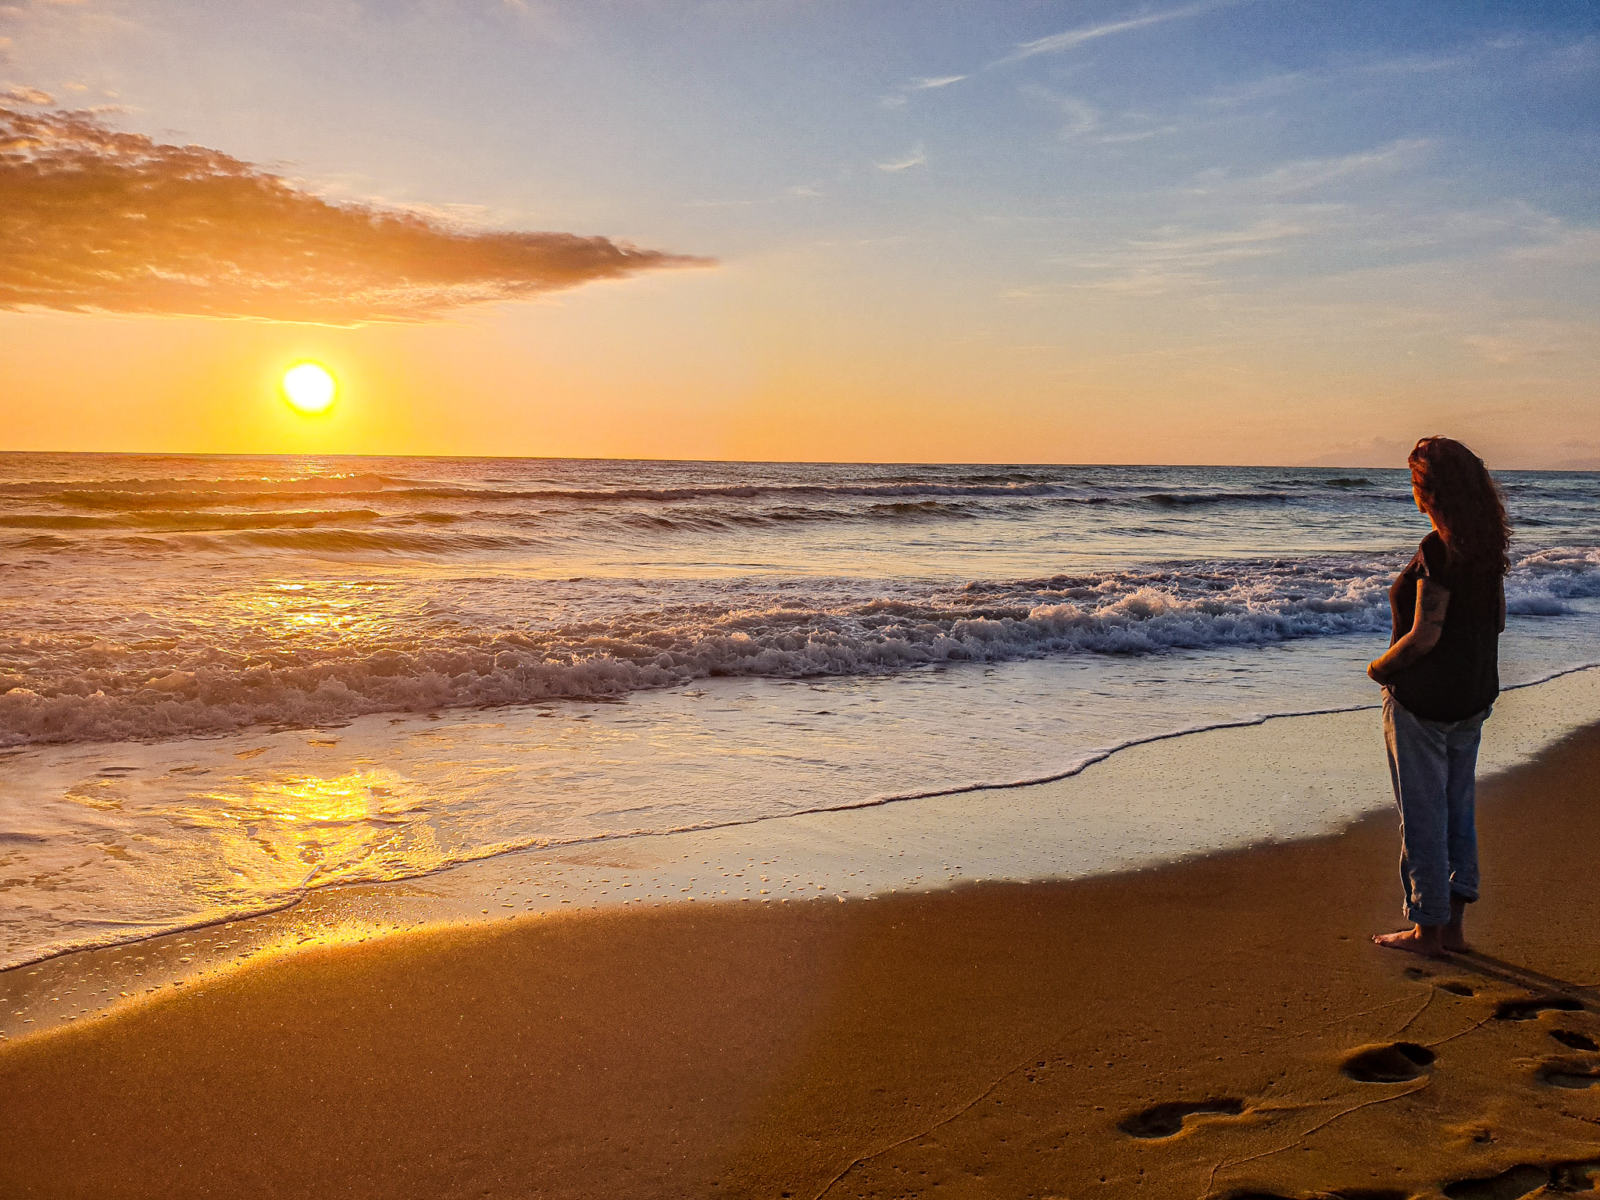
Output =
[{"x1": 1372, "y1": 925, "x2": 1448, "y2": 958}]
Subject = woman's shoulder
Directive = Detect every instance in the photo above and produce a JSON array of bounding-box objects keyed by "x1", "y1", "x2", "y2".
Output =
[{"x1": 1418, "y1": 530, "x2": 1451, "y2": 582}]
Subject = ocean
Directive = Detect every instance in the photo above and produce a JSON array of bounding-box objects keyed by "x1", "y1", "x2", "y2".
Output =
[{"x1": 2, "y1": 453, "x2": 1597, "y2": 969}]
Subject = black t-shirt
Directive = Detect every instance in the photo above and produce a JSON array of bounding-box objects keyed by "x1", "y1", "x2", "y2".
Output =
[{"x1": 1388, "y1": 530, "x2": 1501, "y2": 721}]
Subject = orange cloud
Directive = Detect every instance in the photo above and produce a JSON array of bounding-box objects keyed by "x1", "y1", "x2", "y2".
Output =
[
  {"x1": 1, "y1": 86, "x2": 53, "y2": 104},
  {"x1": 0, "y1": 104, "x2": 707, "y2": 323}
]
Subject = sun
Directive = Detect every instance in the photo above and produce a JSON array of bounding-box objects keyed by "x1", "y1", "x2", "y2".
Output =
[{"x1": 281, "y1": 362, "x2": 337, "y2": 415}]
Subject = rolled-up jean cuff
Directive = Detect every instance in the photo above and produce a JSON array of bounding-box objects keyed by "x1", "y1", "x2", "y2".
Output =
[{"x1": 1383, "y1": 691, "x2": 1487, "y2": 928}]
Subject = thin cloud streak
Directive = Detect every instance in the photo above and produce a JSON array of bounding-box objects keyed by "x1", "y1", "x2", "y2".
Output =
[
  {"x1": 1199, "y1": 34, "x2": 1573, "y2": 111},
  {"x1": 1252, "y1": 137, "x2": 1433, "y2": 195},
  {"x1": 882, "y1": 73, "x2": 968, "y2": 108},
  {"x1": 1062, "y1": 216, "x2": 1315, "y2": 295},
  {"x1": 0, "y1": 104, "x2": 707, "y2": 323},
  {"x1": 997, "y1": 0, "x2": 1234, "y2": 65},
  {"x1": 875, "y1": 143, "x2": 926, "y2": 171},
  {"x1": 1180, "y1": 138, "x2": 1435, "y2": 201}
]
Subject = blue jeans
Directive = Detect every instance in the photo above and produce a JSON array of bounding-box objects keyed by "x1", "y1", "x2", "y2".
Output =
[{"x1": 1382, "y1": 690, "x2": 1490, "y2": 926}]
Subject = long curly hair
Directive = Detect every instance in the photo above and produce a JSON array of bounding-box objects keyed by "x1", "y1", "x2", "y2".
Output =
[{"x1": 1408, "y1": 436, "x2": 1510, "y2": 576}]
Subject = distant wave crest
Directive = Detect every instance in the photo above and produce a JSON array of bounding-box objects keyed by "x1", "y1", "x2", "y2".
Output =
[
  {"x1": 4, "y1": 475, "x2": 1385, "y2": 517},
  {"x1": 0, "y1": 472, "x2": 1396, "y2": 555}
]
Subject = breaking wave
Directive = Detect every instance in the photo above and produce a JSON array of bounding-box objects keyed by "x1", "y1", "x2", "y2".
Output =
[{"x1": 4, "y1": 548, "x2": 1596, "y2": 748}]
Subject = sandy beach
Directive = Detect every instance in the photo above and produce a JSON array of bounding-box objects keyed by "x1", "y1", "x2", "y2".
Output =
[
  {"x1": 5, "y1": 710, "x2": 1598, "y2": 1200},
  {"x1": 7, "y1": 3, "x2": 1599, "y2": 1194}
]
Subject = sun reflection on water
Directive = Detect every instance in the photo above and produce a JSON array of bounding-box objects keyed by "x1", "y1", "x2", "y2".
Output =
[
  {"x1": 195, "y1": 768, "x2": 443, "y2": 885},
  {"x1": 221, "y1": 580, "x2": 401, "y2": 643}
]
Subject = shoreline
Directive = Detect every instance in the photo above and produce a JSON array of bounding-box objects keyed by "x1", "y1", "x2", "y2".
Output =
[
  {"x1": 5, "y1": 664, "x2": 1600, "y2": 1042},
  {"x1": 5, "y1": 714, "x2": 1600, "y2": 1195}
]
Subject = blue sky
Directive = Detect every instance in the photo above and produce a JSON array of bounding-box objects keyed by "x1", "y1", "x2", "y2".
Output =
[{"x1": 2, "y1": 0, "x2": 1597, "y2": 464}]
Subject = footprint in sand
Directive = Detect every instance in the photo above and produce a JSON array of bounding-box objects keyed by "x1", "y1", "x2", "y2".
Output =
[
  {"x1": 1443, "y1": 1157, "x2": 1600, "y2": 1199},
  {"x1": 1117, "y1": 1097, "x2": 1245, "y2": 1139},
  {"x1": 1339, "y1": 1041, "x2": 1436, "y2": 1084},
  {"x1": 1403, "y1": 967, "x2": 1475, "y2": 998},
  {"x1": 1491, "y1": 995, "x2": 1583, "y2": 1021},
  {"x1": 1550, "y1": 1029, "x2": 1600, "y2": 1051},
  {"x1": 1442, "y1": 1163, "x2": 1554, "y2": 1200},
  {"x1": 1556, "y1": 1159, "x2": 1600, "y2": 1191},
  {"x1": 1534, "y1": 1057, "x2": 1600, "y2": 1089}
]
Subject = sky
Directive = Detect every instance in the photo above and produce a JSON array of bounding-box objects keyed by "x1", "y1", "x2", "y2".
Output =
[{"x1": 1, "y1": 0, "x2": 1597, "y2": 466}]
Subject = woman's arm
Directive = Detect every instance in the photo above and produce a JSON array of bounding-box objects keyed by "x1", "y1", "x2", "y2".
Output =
[
  {"x1": 1368, "y1": 579, "x2": 1450, "y2": 684},
  {"x1": 1497, "y1": 579, "x2": 1506, "y2": 634}
]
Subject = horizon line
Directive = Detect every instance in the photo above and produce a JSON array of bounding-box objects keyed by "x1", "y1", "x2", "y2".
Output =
[{"x1": 0, "y1": 448, "x2": 1590, "y2": 474}]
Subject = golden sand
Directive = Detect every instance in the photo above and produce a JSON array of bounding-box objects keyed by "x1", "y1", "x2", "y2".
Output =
[{"x1": 3, "y1": 727, "x2": 1598, "y2": 1199}]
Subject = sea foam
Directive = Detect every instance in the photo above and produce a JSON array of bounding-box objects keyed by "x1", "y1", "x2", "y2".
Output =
[{"x1": 3, "y1": 550, "x2": 1596, "y2": 747}]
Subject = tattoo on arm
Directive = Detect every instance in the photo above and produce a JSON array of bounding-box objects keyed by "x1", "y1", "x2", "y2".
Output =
[
  {"x1": 1417, "y1": 581, "x2": 1449, "y2": 634},
  {"x1": 1367, "y1": 580, "x2": 1450, "y2": 683}
]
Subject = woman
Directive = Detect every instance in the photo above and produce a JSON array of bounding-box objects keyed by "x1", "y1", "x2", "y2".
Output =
[{"x1": 1366, "y1": 436, "x2": 1509, "y2": 957}]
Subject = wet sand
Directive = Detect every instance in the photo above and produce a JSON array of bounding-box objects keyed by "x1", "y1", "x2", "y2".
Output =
[{"x1": 4, "y1": 724, "x2": 1599, "y2": 1199}]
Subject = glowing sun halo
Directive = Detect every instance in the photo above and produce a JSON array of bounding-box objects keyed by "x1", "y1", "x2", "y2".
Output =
[{"x1": 282, "y1": 362, "x2": 337, "y2": 415}]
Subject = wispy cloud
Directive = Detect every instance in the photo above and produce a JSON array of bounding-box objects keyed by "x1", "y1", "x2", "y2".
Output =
[
  {"x1": 0, "y1": 103, "x2": 707, "y2": 323},
  {"x1": 882, "y1": 72, "x2": 968, "y2": 109},
  {"x1": 1504, "y1": 224, "x2": 1600, "y2": 265},
  {"x1": 0, "y1": 0, "x2": 139, "y2": 41},
  {"x1": 1022, "y1": 86, "x2": 1187, "y2": 146},
  {"x1": 1055, "y1": 184, "x2": 1600, "y2": 314},
  {"x1": 1124, "y1": 219, "x2": 1311, "y2": 264},
  {"x1": 875, "y1": 143, "x2": 926, "y2": 172},
  {"x1": 1201, "y1": 34, "x2": 1562, "y2": 112},
  {"x1": 1179, "y1": 138, "x2": 1434, "y2": 203},
  {"x1": 1, "y1": 84, "x2": 52, "y2": 103},
  {"x1": 1064, "y1": 216, "x2": 1314, "y2": 294},
  {"x1": 1251, "y1": 137, "x2": 1433, "y2": 196},
  {"x1": 997, "y1": 0, "x2": 1233, "y2": 65},
  {"x1": 1096, "y1": 123, "x2": 1180, "y2": 144}
]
